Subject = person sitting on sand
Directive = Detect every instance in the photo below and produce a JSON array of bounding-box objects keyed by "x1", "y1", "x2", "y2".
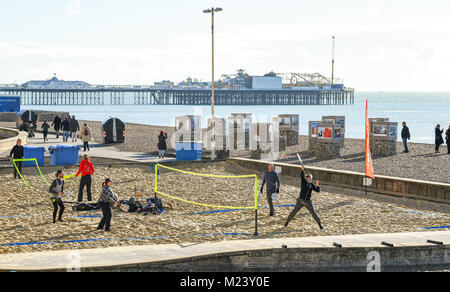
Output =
[
  {"x1": 285, "y1": 165, "x2": 323, "y2": 230},
  {"x1": 97, "y1": 178, "x2": 119, "y2": 232},
  {"x1": 260, "y1": 164, "x2": 280, "y2": 217},
  {"x1": 49, "y1": 170, "x2": 66, "y2": 223}
]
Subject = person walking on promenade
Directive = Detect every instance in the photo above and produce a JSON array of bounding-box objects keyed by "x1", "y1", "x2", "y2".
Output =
[
  {"x1": 260, "y1": 164, "x2": 280, "y2": 217},
  {"x1": 76, "y1": 154, "x2": 95, "y2": 202},
  {"x1": 97, "y1": 178, "x2": 118, "y2": 232},
  {"x1": 401, "y1": 122, "x2": 411, "y2": 153},
  {"x1": 41, "y1": 120, "x2": 50, "y2": 142},
  {"x1": 446, "y1": 125, "x2": 450, "y2": 154},
  {"x1": 49, "y1": 170, "x2": 66, "y2": 223},
  {"x1": 69, "y1": 115, "x2": 80, "y2": 143},
  {"x1": 285, "y1": 165, "x2": 323, "y2": 230},
  {"x1": 9, "y1": 139, "x2": 24, "y2": 180},
  {"x1": 81, "y1": 123, "x2": 91, "y2": 152},
  {"x1": 62, "y1": 117, "x2": 70, "y2": 143},
  {"x1": 52, "y1": 115, "x2": 62, "y2": 139},
  {"x1": 157, "y1": 130, "x2": 168, "y2": 159},
  {"x1": 435, "y1": 124, "x2": 444, "y2": 153}
]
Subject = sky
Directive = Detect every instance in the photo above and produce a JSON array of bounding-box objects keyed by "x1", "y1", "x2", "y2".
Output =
[{"x1": 0, "y1": 0, "x2": 450, "y2": 91}]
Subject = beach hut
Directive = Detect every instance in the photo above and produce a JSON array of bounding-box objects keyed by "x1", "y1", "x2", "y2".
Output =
[{"x1": 102, "y1": 118, "x2": 125, "y2": 144}]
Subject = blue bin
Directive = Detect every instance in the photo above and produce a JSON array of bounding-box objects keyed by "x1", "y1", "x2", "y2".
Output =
[
  {"x1": 176, "y1": 142, "x2": 202, "y2": 161},
  {"x1": 23, "y1": 146, "x2": 45, "y2": 167},
  {"x1": 48, "y1": 145, "x2": 80, "y2": 166}
]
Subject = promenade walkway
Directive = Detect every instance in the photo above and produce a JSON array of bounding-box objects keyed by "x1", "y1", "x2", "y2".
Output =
[{"x1": 0, "y1": 230, "x2": 448, "y2": 271}]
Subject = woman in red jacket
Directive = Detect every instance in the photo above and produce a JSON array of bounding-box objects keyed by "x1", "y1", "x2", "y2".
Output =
[{"x1": 76, "y1": 154, "x2": 95, "y2": 202}]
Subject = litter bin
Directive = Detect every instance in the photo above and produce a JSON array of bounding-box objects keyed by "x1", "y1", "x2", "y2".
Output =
[
  {"x1": 23, "y1": 146, "x2": 45, "y2": 167},
  {"x1": 176, "y1": 142, "x2": 202, "y2": 161},
  {"x1": 48, "y1": 145, "x2": 80, "y2": 166}
]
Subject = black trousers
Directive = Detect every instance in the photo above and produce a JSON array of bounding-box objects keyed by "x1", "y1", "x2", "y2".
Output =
[
  {"x1": 286, "y1": 199, "x2": 321, "y2": 227},
  {"x1": 266, "y1": 190, "x2": 276, "y2": 215},
  {"x1": 51, "y1": 197, "x2": 65, "y2": 222},
  {"x1": 435, "y1": 143, "x2": 441, "y2": 151},
  {"x1": 98, "y1": 202, "x2": 112, "y2": 231},
  {"x1": 78, "y1": 175, "x2": 92, "y2": 202},
  {"x1": 447, "y1": 143, "x2": 450, "y2": 154},
  {"x1": 13, "y1": 160, "x2": 23, "y2": 179},
  {"x1": 83, "y1": 142, "x2": 90, "y2": 151},
  {"x1": 43, "y1": 131, "x2": 48, "y2": 141}
]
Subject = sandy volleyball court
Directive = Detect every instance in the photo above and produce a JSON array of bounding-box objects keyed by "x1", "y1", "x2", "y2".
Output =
[{"x1": 0, "y1": 162, "x2": 449, "y2": 254}]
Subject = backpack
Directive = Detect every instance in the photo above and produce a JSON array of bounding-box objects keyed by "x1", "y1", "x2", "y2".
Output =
[
  {"x1": 72, "y1": 203, "x2": 99, "y2": 211},
  {"x1": 148, "y1": 198, "x2": 164, "y2": 213},
  {"x1": 84, "y1": 128, "x2": 89, "y2": 136}
]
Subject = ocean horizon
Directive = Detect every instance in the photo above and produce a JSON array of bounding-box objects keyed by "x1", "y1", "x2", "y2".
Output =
[{"x1": 22, "y1": 91, "x2": 450, "y2": 144}]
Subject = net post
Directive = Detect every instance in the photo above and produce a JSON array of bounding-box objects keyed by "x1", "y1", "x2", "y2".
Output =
[
  {"x1": 254, "y1": 175, "x2": 259, "y2": 237},
  {"x1": 154, "y1": 164, "x2": 158, "y2": 199}
]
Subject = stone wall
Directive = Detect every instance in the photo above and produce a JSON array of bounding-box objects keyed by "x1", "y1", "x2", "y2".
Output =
[
  {"x1": 308, "y1": 139, "x2": 341, "y2": 159},
  {"x1": 280, "y1": 130, "x2": 299, "y2": 147},
  {"x1": 0, "y1": 112, "x2": 19, "y2": 123},
  {"x1": 370, "y1": 139, "x2": 397, "y2": 157},
  {"x1": 0, "y1": 127, "x2": 28, "y2": 152}
]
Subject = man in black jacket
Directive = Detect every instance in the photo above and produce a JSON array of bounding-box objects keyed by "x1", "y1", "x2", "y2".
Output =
[
  {"x1": 69, "y1": 115, "x2": 80, "y2": 142},
  {"x1": 446, "y1": 125, "x2": 450, "y2": 154},
  {"x1": 10, "y1": 139, "x2": 24, "y2": 179},
  {"x1": 401, "y1": 122, "x2": 411, "y2": 153},
  {"x1": 285, "y1": 165, "x2": 323, "y2": 230},
  {"x1": 260, "y1": 164, "x2": 280, "y2": 216},
  {"x1": 62, "y1": 117, "x2": 70, "y2": 142},
  {"x1": 52, "y1": 115, "x2": 62, "y2": 139}
]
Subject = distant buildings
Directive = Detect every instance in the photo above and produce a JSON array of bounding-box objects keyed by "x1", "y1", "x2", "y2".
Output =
[
  {"x1": 14, "y1": 70, "x2": 345, "y2": 91},
  {"x1": 22, "y1": 76, "x2": 92, "y2": 90}
]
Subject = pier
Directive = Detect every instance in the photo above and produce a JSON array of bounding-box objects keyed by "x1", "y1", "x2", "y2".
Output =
[{"x1": 0, "y1": 87, "x2": 354, "y2": 106}]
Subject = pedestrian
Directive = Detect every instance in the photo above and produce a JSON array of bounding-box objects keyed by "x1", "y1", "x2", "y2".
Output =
[
  {"x1": 435, "y1": 124, "x2": 444, "y2": 153},
  {"x1": 49, "y1": 170, "x2": 66, "y2": 223},
  {"x1": 260, "y1": 164, "x2": 280, "y2": 217},
  {"x1": 76, "y1": 154, "x2": 95, "y2": 202},
  {"x1": 97, "y1": 178, "x2": 118, "y2": 232},
  {"x1": 285, "y1": 165, "x2": 323, "y2": 230},
  {"x1": 157, "y1": 130, "x2": 168, "y2": 159},
  {"x1": 52, "y1": 115, "x2": 62, "y2": 139},
  {"x1": 62, "y1": 117, "x2": 70, "y2": 142},
  {"x1": 9, "y1": 139, "x2": 24, "y2": 180},
  {"x1": 69, "y1": 115, "x2": 80, "y2": 142},
  {"x1": 401, "y1": 122, "x2": 411, "y2": 153},
  {"x1": 446, "y1": 125, "x2": 450, "y2": 155},
  {"x1": 41, "y1": 120, "x2": 50, "y2": 142},
  {"x1": 81, "y1": 123, "x2": 91, "y2": 152}
]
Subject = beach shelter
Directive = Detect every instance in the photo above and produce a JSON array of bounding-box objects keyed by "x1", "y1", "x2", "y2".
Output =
[{"x1": 102, "y1": 117, "x2": 125, "y2": 144}]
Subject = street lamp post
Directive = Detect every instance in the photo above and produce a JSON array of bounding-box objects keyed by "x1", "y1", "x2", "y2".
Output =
[
  {"x1": 203, "y1": 7, "x2": 222, "y2": 160},
  {"x1": 331, "y1": 36, "x2": 335, "y2": 85}
]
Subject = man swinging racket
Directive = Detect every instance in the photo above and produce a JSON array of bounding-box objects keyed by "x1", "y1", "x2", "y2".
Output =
[{"x1": 285, "y1": 155, "x2": 323, "y2": 230}]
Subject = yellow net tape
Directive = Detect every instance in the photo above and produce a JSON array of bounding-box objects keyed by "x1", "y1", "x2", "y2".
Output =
[
  {"x1": 155, "y1": 164, "x2": 258, "y2": 210},
  {"x1": 13, "y1": 158, "x2": 50, "y2": 187}
]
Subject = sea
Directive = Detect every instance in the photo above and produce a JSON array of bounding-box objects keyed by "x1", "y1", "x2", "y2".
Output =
[{"x1": 22, "y1": 92, "x2": 450, "y2": 144}]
